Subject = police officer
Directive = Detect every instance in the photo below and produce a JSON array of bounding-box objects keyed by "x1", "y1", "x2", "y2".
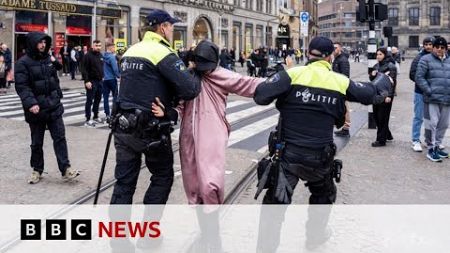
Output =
[
  {"x1": 110, "y1": 9, "x2": 201, "y2": 205},
  {"x1": 254, "y1": 36, "x2": 393, "y2": 205}
]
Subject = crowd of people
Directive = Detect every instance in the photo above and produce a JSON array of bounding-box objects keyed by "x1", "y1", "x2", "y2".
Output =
[
  {"x1": 331, "y1": 35, "x2": 450, "y2": 164},
  {"x1": 7, "y1": 7, "x2": 449, "y2": 250}
]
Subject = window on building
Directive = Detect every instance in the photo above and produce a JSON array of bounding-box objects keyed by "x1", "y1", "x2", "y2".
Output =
[
  {"x1": 390, "y1": 36, "x2": 398, "y2": 47},
  {"x1": 430, "y1": 7, "x2": 440, "y2": 26},
  {"x1": 278, "y1": 0, "x2": 288, "y2": 9},
  {"x1": 408, "y1": 8, "x2": 419, "y2": 26},
  {"x1": 245, "y1": 0, "x2": 253, "y2": 9},
  {"x1": 266, "y1": 0, "x2": 272, "y2": 14},
  {"x1": 256, "y1": 26, "x2": 263, "y2": 48},
  {"x1": 388, "y1": 8, "x2": 398, "y2": 26},
  {"x1": 409, "y1": 36, "x2": 419, "y2": 48},
  {"x1": 256, "y1": 0, "x2": 263, "y2": 12}
]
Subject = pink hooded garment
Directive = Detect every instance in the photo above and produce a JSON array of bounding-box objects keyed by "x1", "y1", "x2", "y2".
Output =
[{"x1": 177, "y1": 67, "x2": 265, "y2": 204}]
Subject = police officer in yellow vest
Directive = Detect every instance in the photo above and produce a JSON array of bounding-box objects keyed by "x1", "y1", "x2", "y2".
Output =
[
  {"x1": 110, "y1": 9, "x2": 201, "y2": 204},
  {"x1": 254, "y1": 36, "x2": 393, "y2": 204}
]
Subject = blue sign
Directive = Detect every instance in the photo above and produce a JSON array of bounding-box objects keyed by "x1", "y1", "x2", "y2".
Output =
[{"x1": 300, "y1": 12, "x2": 309, "y2": 22}]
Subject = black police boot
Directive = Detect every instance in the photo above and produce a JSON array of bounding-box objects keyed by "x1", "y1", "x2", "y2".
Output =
[{"x1": 371, "y1": 141, "x2": 386, "y2": 147}]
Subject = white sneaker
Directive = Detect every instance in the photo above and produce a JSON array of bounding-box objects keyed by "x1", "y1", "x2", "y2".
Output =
[
  {"x1": 412, "y1": 141, "x2": 423, "y2": 152},
  {"x1": 28, "y1": 171, "x2": 42, "y2": 184},
  {"x1": 84, "y1": 120, "x2": 96, "y2": 128},
  {"x1": 62, "y1": 167, "x2": 80, "y2": 181}
]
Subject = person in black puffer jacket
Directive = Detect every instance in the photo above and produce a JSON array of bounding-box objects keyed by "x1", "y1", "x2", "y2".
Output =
[
  {"x1": 369, "y1": 47, "x2": 397, "y2": 147},
  {"x1": 14, "y1": 32, "x2": 79, "y2": 184}
]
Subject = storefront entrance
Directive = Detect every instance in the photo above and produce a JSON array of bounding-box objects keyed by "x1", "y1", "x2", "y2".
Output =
[{"x1": 193, "y1": 17, "x2": 212, "y2": 44}]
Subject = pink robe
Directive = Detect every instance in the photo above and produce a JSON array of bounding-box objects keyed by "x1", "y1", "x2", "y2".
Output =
[{"x1": 178, "y1": 67, "x2": 265, "y2": 204}]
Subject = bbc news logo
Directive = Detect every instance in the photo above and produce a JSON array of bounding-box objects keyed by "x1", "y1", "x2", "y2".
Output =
[{"x1": 21, "y1": 219, "x2": 160, "y2": 241}]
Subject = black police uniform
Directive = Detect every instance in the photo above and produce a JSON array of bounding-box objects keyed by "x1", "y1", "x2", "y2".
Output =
[
  {"x1": 254, "y1": 37, "x2": 393, "y2": 204},
  {"x1": 110, "y1": 29, "x2": 201, "y2": 204}
]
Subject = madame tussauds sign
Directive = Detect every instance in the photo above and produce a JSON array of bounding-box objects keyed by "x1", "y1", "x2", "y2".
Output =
[{"x1": 0, "y1": 0, "x2": 92, "y2": 15}]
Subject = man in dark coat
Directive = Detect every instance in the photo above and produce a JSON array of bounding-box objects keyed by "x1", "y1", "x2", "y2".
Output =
[
  {"x1": 332, "y1": 42, "x2": 351, "y2": 137},
  {"x1": 14, "y1": 32, "x2": 80, "y2": 184}
]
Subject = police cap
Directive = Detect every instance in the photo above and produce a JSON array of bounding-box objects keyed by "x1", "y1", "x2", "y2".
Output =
[{"x1": 308, "y1": 36, "x2": 334, "y2": 58}]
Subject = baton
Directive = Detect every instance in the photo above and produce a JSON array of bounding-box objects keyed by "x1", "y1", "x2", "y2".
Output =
[{"x1": 94, "y1": 131, "x2": 113, "y2": 205}]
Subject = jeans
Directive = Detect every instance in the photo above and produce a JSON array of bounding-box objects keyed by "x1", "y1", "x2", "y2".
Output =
[
  {"x1": 411, "y1": 92, "x2": 424, "y2": 142},
  {"x1": 85, "y1": 80, "x2": 103, "y2": 120},
  {"x1": 29, "y1": 116, "x2": 71, "y2": 175},
  {"x1": 102, "y1": 79, "x2": 118, "y2": 116}
]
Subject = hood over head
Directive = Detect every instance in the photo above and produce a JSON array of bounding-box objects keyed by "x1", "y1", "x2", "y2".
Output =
[{"x1": 26, "y1": 32, "x2": 51, "y2": 59}]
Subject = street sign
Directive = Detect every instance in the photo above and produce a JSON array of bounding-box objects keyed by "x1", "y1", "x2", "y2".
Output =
[
  {"x1": 300, "y1": 11, "x2": 309, "y2": 37},
  {"x1": 300, "y1": 12, "x2": 309, "y2": 22}
]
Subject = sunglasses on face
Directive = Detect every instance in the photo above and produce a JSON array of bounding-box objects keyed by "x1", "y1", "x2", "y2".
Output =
[{"x1": 435, "y1": 46, "x2": 446, "y2": 50}]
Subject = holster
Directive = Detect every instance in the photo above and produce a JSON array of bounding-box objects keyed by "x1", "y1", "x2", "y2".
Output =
[{"x1": 286, "y1": 144, "x2": 336, "y2": 182}]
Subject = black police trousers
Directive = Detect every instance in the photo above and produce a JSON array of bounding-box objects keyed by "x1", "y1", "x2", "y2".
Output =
[
  {"x1": 262, "y1": 144, "x2": 337, "y2": 205},
  {"x1": 110, "y1": 130, "x2": 174, "y2": 204},
  {"x1": 29, "y1": 116, "x2": 71, "y2": 175}
]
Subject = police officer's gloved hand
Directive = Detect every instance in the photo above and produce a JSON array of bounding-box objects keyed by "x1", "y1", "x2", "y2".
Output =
[
  {"x1": 274, "y1": 168, "x2": 293, "y2": 204},
  {"x1": 372, "y1": 73, "x2": 393, "y2": 104}
]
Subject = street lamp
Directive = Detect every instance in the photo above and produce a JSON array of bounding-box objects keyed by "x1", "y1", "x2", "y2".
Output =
[
  {"x1": 338, "y1": 3, "x2": 343, "y2": 44},
  {"x1": 218, "y1": 10, "x2": 224, "y2": 49}
]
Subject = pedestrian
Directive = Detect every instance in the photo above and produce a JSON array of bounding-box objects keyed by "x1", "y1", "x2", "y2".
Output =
[
  {"x1": 0, "y1": 43, "x2": 13, "y2": 88},
  {"x1": 295, "y1": 48, "x2": 302, "y2": 64},
  {"x1": 332, "y1": 42, "x2": 351, "y2": 137},
  {"x1": 447, "y1": 41, "x2": 450, "y2": 56},
  {"x1": 253, "y1": 36, "x2": 393, "y2": 205},
  {"x1": 102, "y1": 42, "x2": 120, "y2": 122},
  {"x1": 392, "y1": 46, "x2": 401, "y2": 74},
  {"x1": 355, "y1": 51, "x2": 360, "y2": 62},
  {"x1": 409, "y1": 37, "x2": 435, "y2": 152},
  {"x1": 238, "y1": 51, "x2": 245, "y2": 68},
  {"x1": 258, "y1": 48, "x2": 269, "y2": 77},
  {"x1": 415, "y1": 37, "x2": 450, "y2": 162},
  {"x1": 370, "y1": 47, "x2": 397, "y2": 147},
  {"x1": 81, "y1": 40, "x2": 104, "y2": 127},
  {"x1": 79, "y1": 45, "x2": 88, "y2": 81},
  {"x1": 152, "y1": 40, "x2": 264, "y2": 205},
  {"x1": 109, "y1": 9, "x2": 201, "y2": 205},
  {"x1": 219, "y1": 48, "x2": 233, "y2": 70},
  {"x1": 14, "y1": 32, "x2": 80, "y2": 184},
  {"x1": 69, "y1": 46, "x2": 78, "y2": 80},
  {"x1": 0, "y1": 55, "x2": 8, "y2": 94},
  {"x1": 59, "y1": 42, "x2": 70, "y2": 76}
]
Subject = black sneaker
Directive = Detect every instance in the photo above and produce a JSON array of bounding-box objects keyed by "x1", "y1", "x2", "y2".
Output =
[
  {"x1": 371, "y1": 141, "x2": 386, "y2": 147},
  {"x1": 436, "y1": 147, "x2": 449, "y2": 159},
  {"x1": 427, "y1": 148, "x2": 443, "y2": 162},
  {"x1": 334, "y1": 129, "x2": 350, "y2": 137}
]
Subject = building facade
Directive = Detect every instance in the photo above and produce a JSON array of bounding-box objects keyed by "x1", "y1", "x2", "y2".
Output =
[
  {"x1": 318, "y1": 0, "x2": 382, "y2": 50},
  {"x1": 277, "y1": 0, "x2": 318, "y2": 50},
  {"x1": 0, "y1": 0, "x2": 282, "y2": 63},
  {"x1": 386, "y1": 0, "x2": 450, "y2": 52}
]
